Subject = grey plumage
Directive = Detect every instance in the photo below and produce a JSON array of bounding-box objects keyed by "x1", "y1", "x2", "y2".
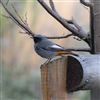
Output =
[
  {"x1": 32, "y1": 35, "x2": 78, "y2": 59},
  {"x1": 34, "y1": 35, "x2": 59, "y2": 59}
]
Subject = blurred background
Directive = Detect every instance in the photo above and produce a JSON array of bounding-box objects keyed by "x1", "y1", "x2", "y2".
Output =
[{"x1": 0, "y1": 0, "x2": 90, "y2": 100}]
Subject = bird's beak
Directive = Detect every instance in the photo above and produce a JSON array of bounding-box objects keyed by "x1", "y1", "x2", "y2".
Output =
[{"x1": 30, "y1": 35, "x2": 34, "y2": 39}]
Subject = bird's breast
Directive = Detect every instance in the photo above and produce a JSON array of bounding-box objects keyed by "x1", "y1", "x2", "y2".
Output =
[{"x1": 34, "y1": 45, "x2": 55, "y2": 59}]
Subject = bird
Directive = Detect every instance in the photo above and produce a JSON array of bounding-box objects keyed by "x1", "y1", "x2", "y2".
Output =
[
  {"x1": 32, "y1": 34, "x2": 78, "y2": 63},
  {"x1": 0, "y1": 1, "x2": 78, "y2": 63}
]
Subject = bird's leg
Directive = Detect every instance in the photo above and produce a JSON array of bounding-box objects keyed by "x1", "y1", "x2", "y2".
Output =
[
  {"x1": 61, "y1": 55, "x2": 66, "y2": 58},
  {"x1": 44, "y1": 58, "x2": 51, "y2": 64}
]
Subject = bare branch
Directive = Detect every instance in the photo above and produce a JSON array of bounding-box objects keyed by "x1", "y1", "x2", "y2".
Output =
[
  {"x1": 24, "y1": 12, "x2": 29, "y2": 26},
  {"x1": 0, "y1": 0, "x2": 92, "y2": 46},
  {"x1": 71, "y1": 19, "x2": 81, "y2": 31},
  {"x1": 0, "y1": 1, "x2": 80, "y2": 41},
  {"x1": 80, "y1": 0, "x2": 95, "y2": 53},
  {"x1": 37, "y1": 0, "x2": 90, "y2": 45},
  {"x1": 19, "y1": 31, "x2": 29, "y2": 34},
  {"x1": 49, "y1": 0, "x2": 56, "y2": 12},
  {"x1": 11, "y1": 4, "x2": 26, "y2": 25},
  {"x1": 43, "y1": 1, "x2": 88, "y2": 39},
  {"x1": 1, "y1": 14, "x2": 11, "y2": 19},
  {"x1": 47, "y1": 34, "x2": 73, "y2": 39},
  {"x1": 67, "y1": 19, "x2": 80, "y2": 30},
  {"x1": 6, "y1": 0, "x2": 9, "y2": 5},
  {"x1": 64, "y1": 48, "x2": 91, "y2": 52},
  {"x1": 70, "y1": 19, "x2": 90, "y2": 39},
  {"x1": 80, "y1": 0, "x2": 93, "y2": 7},
  {"x1": 0, "y1": 1, "x2": 35, "y2": 36},
  {"x1": 65, "y1": 18, "x2": 89, "y2": 39},
  {"x1": 73, "y1": 37, "x2": 81, "y2": 41},
  {"x1": 12, "y1": 4, "x2": 29, "y2": 27}
]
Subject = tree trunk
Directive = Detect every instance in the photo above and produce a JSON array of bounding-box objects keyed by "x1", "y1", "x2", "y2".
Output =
[
  {"x1": 91, "y1": 0, "x2": 100, "y2": 100},
  {"x1": 93, "y1": 0, "x2": 100, "y2": 53}
]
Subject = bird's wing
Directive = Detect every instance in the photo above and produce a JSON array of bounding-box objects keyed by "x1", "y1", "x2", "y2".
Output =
[{"x1": 43, "y1": 44, "x2": 65, "y2": 51}]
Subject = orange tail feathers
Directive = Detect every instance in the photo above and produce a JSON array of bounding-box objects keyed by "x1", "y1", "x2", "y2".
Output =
[{"x1": 55, "y1": 51, "x2": 78, "y2": 56}]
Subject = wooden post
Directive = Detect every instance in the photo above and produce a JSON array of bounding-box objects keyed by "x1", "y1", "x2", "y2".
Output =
[
  {"x1": 92, "y1": 0, "x2": 100, "y2": 53},
  {"x1": 40, "y1": 54, "x2": 100, "y2": 100},
  {"x1": 41, "y1": 57, "x2": 68, "y2": 100},
  {"x1": 90, "y1": 0, "x2": 100, "y2": 100}
]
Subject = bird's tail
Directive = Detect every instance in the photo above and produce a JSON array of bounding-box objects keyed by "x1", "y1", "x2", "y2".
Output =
[{"x1": 56, "y1": 51, "x2": 78, "y2": 56}]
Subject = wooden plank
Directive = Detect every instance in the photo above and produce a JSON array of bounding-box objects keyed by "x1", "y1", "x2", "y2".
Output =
[
  {"x1": 91, "y1": 0, "x2": 100, "y2": 100},
  {"x1": 93, "y1": 0, "x2": 100, "y2": 53},
  {"x1": 41, "y1": 57, "x2": 68, "y2": 100}
]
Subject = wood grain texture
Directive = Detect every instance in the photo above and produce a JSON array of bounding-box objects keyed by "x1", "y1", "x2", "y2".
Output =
[
  {"x1": 93, "y1": 0, "x2": 100, "y2": 53},
  {"x1": 41, "y1": 57, "x2": 68, "y2": 100}
]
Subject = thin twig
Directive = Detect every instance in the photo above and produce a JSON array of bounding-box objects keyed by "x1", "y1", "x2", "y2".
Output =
[
  {"x1": 67, "y1": 18, "x2": 86, "y2": 33},
  {"x1": 47, "y1": 34, "x2": 73, "y2": 39},
  {"x1": 71, "y1": 19, "x2": 89, "y2": 39},
  {"x1": 80, "y1": 0, "x2": 94, "y2": 53},
  {"x1": 80, "y1": 0, "x2": 93, "y2": 7},
  {"x1": 6, "y1": 0, "x2": 9, "y2": 5},
  {"x1": 2, "y1": 14, "x2": 11, "y2": 19},
  {"x1": 73, "y1": 37, "x2": 81, "y2": 41},
  {"x1": 12, "y1": 5, "x2": 29, "y2": 27},
  {"x1": 12, "y1": 4, "x2": 26, "y2": 25},
  {"x1": 19, "y1": 31, "x2": 29, "y2": 34},
  {"x1": 24, "y1": 12, "x2": 29, "y2": 26},
  {"x1": 64, "y1": 48, "x2": 91, "y2": 52},
  {"x1": 67, "y1": 17, "x2": 90, "y2": 42},
  {"x1": 49, "y1": 0, "x2": 56, "y2": 12},
  {"x1": 71, "y1": 19, "x2": 81, "y2": 31},
  {"x1": 0, "y1": 1, "x2": 35, "y2": 36}
]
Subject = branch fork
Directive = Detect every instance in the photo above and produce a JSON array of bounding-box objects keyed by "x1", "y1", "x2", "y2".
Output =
[{"x1": 0, "y1": 0, "x2": 92, "y2": 53}]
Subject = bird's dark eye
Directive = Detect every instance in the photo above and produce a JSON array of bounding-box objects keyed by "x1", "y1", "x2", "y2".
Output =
[{"x1": 34, "y1": 37, "x2": 42, "y2": 43}]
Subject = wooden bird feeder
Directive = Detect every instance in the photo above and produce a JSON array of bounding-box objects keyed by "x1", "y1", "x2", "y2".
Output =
[{"x1": 41, "y1": 54, "x2": 100, "y2": 100}]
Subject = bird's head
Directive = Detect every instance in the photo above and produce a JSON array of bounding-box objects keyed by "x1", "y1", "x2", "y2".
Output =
[{"x1": 32, "y1": 34, "x2": 47, "y2": 43}]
